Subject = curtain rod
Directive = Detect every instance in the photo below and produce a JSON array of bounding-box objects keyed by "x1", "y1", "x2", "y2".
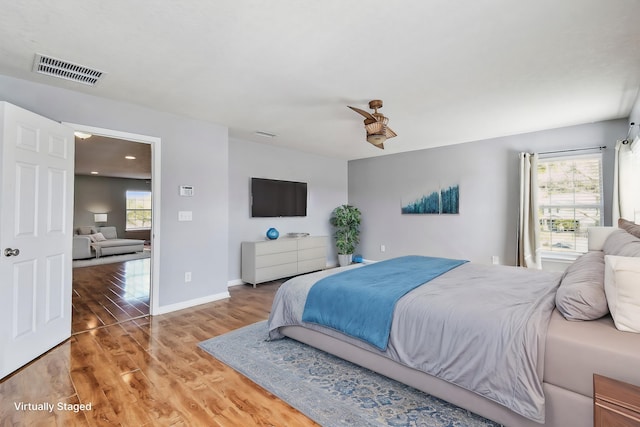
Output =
[
  {"x1": 622, "y1": 122, "x2": 637, "y2": 144},
  {"x1": 539, "y1": 145, "x2": 606, "y2": 155}
]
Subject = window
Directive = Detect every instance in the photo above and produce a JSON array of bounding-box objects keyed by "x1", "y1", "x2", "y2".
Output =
[
  {"x1": 126, "y1": 191, "x2": 152, "y2": 230},
  {"x1": 537, "y1": 153, "x2": 603, "y2": 254}
]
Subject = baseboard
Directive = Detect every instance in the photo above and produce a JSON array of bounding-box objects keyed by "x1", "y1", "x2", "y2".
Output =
[
  {"x1": 227, "y1": 278, "x2": 245, "y2": 287},
  {"x1": 152, "y1": 291, "x2": 230, "y2": 315}
]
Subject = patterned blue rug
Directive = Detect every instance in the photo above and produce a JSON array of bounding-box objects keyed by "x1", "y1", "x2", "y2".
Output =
[{"x1": 198, "y1": 321, "x2": 500, "y2": 427}]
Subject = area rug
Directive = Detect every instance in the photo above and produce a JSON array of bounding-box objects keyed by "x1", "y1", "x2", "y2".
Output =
[
  {"x1": 72, "y1": 249, "x2": 150, "y2": 268},
  {"x1": 198, "y1": 321, "x2": 500, "y2": 427}
]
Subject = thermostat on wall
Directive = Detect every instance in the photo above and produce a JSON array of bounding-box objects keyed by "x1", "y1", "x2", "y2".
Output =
[{"x1": 179, "y1": 185, "x2": 194, "y2": 197}]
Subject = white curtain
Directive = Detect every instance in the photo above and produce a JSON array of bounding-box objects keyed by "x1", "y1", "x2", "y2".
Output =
[
  {"x1": 517, "y1": 152, "x2": 541, "y2": 269},
  {"x1": 613, "y1": 136, "x2": 640, "y2": 224}
]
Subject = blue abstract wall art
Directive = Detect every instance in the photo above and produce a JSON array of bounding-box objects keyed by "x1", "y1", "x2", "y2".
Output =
[{"x1": 401, "y1": 184, "x2": 459, "y2": 215}]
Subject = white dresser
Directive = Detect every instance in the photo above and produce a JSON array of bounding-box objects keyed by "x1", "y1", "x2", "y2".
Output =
[{"x1": 241, "y1": 236, "x2": 328, "y2": 287}]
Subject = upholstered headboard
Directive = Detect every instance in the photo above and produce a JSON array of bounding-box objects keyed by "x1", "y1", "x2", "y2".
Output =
[{"x1": 587, "y1": 226, "x2": 617, "y2": 251}]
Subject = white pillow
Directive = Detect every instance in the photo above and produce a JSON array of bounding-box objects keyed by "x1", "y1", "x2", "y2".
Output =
[
  {"x1": 604, "y1": 255, "x2": 640, "y2": 333},
  {"x1": 89, "y1": 232, "x2": 107, "y2": 242}
]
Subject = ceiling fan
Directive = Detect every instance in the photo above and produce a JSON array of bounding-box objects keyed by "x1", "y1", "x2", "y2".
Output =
[{"x1": 348, "y1": 100, "x2": 397, "y2": 149}]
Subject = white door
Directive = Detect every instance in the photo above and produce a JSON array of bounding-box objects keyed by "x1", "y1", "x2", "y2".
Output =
[{"x1": 0, "y1": 102, "x2": 74, "y2": 379}]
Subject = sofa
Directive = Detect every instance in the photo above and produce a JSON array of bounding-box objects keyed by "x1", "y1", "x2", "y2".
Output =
[{"x1": 73, "y1": 226, "x2": 145, "y2": 260}]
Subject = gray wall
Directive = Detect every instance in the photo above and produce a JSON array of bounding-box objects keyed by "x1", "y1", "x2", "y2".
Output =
[
  {"x1": 348, "y1": 119, "x2": 626, "y2": 265},
  {"x1": 0, "y1": 75, "x2": 229, "y2": 308},
  {"x1": 228, "y1": 138, "x2": 347, "y2": 281},
  {"x1": 74, "y1": 175, "x2": 152, "y2": 240},
  {"x1": 630, "y1": 92, "x2": 640, "y2": 125}
]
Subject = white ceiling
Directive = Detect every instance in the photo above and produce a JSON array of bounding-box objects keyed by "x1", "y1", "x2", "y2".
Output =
[
  {"x1": 1, "y1": 1, "x2": 640, "y2": 161},
  {"x1": 74, "y1": 135, "x2": 151, "y2": 179}
]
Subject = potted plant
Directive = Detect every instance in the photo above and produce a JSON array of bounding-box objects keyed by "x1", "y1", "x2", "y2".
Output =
[{"x1": 330, "y1": 204, "x2": 362, "y2": 266}]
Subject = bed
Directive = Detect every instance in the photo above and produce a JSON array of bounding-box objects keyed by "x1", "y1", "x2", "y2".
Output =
[{"x1": 267, "y1": 223, "x2": 640, "y2": 427}]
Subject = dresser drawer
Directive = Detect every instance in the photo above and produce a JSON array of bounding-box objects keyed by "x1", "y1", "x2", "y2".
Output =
[
  {"x1": 298, "y1": 236, "x2": 327, "y2": 250},
  {"x1": 298, "y1": 246, "x2": 326, "y2": 261},
  {"x1": 254, "y1": 239, "x2": 298, "y2": 255},
  {"x1": 255, "y1": 263, "x2": 298, "y2": 283},
  {"x1": 255, "y1": 251, "x2": 298, "y2": 268},
  {"x1": 298, "y1": 258, "x2": 325, "y2": 274},
  {"x1": 594, "y1": 374, "x2": 640, "y2": 427}
]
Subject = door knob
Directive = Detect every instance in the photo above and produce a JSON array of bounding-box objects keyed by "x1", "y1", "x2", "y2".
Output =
[{"x1": 4, "y1": 248, "x2": 20, "y2": 257}]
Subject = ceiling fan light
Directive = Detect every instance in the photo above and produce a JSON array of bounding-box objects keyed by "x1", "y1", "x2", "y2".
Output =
[{"x1": 367, "y1": 134, "x2": 386, "y2": 145}]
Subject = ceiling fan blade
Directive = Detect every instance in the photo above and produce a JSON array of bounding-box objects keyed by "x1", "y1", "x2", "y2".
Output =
[
  {"x1": 348, "y1": 106, "x2": 375, "y2": 121},
  {"x1": 385, "y1": 127, "x2": 397, "y2": 139}
]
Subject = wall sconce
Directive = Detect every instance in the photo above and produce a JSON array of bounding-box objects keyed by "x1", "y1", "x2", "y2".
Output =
[{"x1": 94, "y1": 213, "x2": 108, "y2": 223}]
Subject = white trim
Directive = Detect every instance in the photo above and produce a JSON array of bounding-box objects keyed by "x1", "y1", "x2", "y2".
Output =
[
  {"x1": 63, "y1": 122, "x2": 163, "y2": 315},
  {"x1": 153, "y1": 291, "x2": 230, "y2": 315},
  {"x1": 227, "y1": 279, "x2": 245, "y2": 287},
  {"x1": 540, "y1": 251, "x2": 581, "y2": 262}
]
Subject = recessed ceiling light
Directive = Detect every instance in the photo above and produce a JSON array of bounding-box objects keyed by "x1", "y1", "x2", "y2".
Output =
[
  {"x1": 74, "y1": 131, "x2": 92, "y2": 140},
  {"x1": 90, "y1": 171, "x2": 99, "y2": 175},
  {"x1": 125, "y1": 155, "x2": 136, "y2": 160},
  {"x1": 255, "y1": 131, "x2": 276, "y2": 138}
]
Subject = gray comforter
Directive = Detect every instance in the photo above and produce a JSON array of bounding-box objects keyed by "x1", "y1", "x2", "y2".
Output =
[{"x1": 268, "y1": 262, "x2": 561, "y2": 423}]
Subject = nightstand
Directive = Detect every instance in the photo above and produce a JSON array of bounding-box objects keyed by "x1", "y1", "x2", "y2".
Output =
[{"x1": 594, "y1": 374, "x2": 640, "y2": 426}]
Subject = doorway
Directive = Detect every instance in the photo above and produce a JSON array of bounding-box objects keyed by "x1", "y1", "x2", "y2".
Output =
[{"x1": 66, "y1": 123, "x2": 161, "y2": 333}]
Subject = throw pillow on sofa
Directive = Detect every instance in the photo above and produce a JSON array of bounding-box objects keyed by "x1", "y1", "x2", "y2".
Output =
[{"x1": 89, "y1": 232, "x2": 107, "y2": 242}]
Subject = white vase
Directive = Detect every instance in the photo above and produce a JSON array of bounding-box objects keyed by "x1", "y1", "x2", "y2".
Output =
[{"x1": 338, "y1": 254, "x2": 352, "y2": 267}]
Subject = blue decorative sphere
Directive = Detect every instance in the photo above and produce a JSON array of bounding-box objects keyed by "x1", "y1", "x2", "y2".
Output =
[{"x1": 266, "y1": 227, "x2": 279, "y2": 240}]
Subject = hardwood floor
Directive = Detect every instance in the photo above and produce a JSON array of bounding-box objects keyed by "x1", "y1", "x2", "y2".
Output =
[
  {"x1": 0, "y1": 275, "x2": 319, "y2": 427},
  {"x1": 72, "y1": 259, "x2": 151, "y2": 334}
]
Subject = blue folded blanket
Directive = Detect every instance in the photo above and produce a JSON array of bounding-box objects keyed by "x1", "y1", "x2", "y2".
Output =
[{"x1": 302, "y1": 255, "x2": 468, "y2": 350}]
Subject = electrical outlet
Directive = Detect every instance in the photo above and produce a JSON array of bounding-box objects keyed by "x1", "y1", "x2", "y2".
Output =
[
  {"x1": 380, "y1": 244, "x2": 386, "y2": 252},
  {"x1": 185, "y1": 272, "x2": 192, "y2": 283},
  {"x1": 492, "y1": 256, "x2": 499, "y2": 265}
]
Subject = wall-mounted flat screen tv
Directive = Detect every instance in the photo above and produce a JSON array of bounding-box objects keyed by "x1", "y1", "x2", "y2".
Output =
[{"x1": 251, "y1": 178, "x2": 307, "y2": 217}]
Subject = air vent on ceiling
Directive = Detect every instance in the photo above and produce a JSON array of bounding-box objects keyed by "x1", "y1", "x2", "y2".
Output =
[{"x1": 32, "y1": 53, "x2": 105, "y2": 86}]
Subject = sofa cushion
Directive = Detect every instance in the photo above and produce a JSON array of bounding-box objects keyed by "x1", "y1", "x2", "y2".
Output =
[
  {"x1": 604, "y1": 255, "x2": 640, "y2": 333},
  {"x1": 555, "y1": 251, "x2": 607, "y2": 321},
  {"x1": 76, "y1": 226, "x2": 96, "y2": 235},
  {"x1": 93, "y1": 238, "x2": 144, "y2": 248},
  {"x1": 603, "y1": 229, "x2": 640, "y2": 257},
  {"x1": 98, "y1": 226, "x2": 118, "y2": 240}
]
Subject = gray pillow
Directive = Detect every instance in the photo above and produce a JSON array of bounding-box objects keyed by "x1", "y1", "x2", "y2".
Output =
[
  {"x1": 619, "y1": 218, "x2": 640, "y2": 239},
  {"x1": 555, "y1": 251, "x2": 607, "y2": 321},
  {"x1": 603, "y1": 229, "x2": 640, "y2": 257}
]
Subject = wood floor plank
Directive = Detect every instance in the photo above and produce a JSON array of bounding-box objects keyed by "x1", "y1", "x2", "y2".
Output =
[
  {"x1": 72, "y1": 259, "x2": 151, "y2": 334},
  {"x1": 1, "y1": 279, "x2": 319, "y2": 426}
]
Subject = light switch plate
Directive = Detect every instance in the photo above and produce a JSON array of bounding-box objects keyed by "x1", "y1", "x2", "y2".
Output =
[{"x1": 178, "y1": 211, "x2": 193, "y2": 221}]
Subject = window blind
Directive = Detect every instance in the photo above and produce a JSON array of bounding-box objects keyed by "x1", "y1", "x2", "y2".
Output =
[{"x1": 537, "y1": 153, "x2": 603, "y2": 253}]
